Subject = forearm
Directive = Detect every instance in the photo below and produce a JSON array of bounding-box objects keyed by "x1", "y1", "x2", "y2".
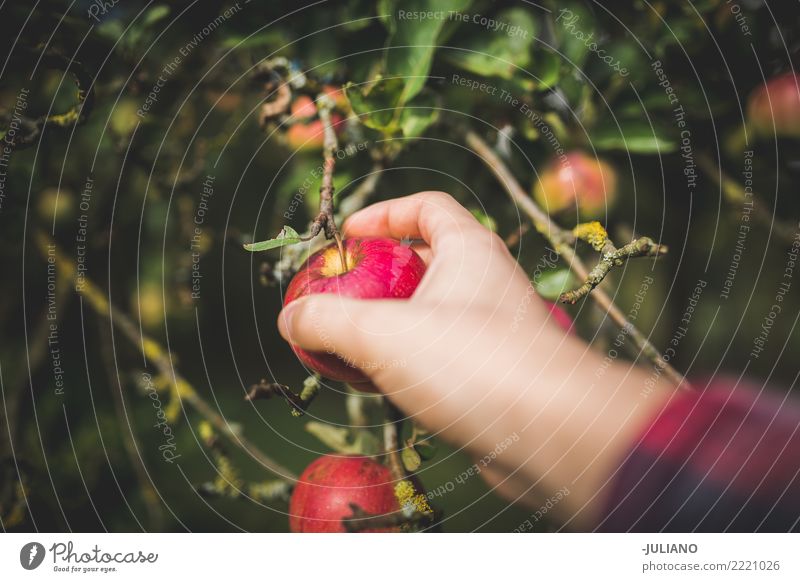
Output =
[{"x1": 504, "y1": 333, "x2": 676, "y2": 528}]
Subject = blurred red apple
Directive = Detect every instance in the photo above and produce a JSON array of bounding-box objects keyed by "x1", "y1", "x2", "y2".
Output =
[
  {"x1": 747, "y1": 71, "x2": 800, "y2": 138},
  {"x1": 283, "y1": 237, "x2": 426, "y2": 391},
  {"x1": 547, "y1": 302, "x2": 574, "y2": 334},
  {"x1": 286, "y1": 89, "x2": 346, "y2": 151},
  {"x1": 289, "y1": 455, "x2": 400, "y2": 533},
  {"x1": 533, "y1": 151, "x2": 617, "y2": 219}
]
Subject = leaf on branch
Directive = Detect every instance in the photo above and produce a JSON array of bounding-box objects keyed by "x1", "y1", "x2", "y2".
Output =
[
  {"x1": 306, "y1": 421, "x2": 364, "y2": 455},
  {"x1": 245, "y1": 377, "x2": 318, "y2": 417},
  {"x1": 243, "y1": 226, "x2": 303, "y2": 252},
  {"x1": 444, "y1": 8, "x2": 537, "y2": 80},
  {"x1": 469, "y1": 208, "x2": 497, "y2": 232},
  {"x1": 345, "y1": 78, "x2": 406, "y2": 132},
  {"x1": 591, "y1": 119, "x2": 677, "y2": 154},
  {"x1": 399, "y1": 93, "x2": 440, "y2": 138},
  {"x1": 401, "y1": 441, "x2": 422, "y2": 472},
  {"x1": 414, "y1": 439, "x2": 438, "y2": 460},
  {"x1": 535, "y1": 269, "x2": 577, "y2": 302},
  {"x1": 383, "y1": 0, "x2": 473, "y2": 106}
]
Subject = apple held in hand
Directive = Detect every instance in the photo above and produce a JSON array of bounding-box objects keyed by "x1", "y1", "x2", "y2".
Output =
[
  {"x1": 289, "y1": 455, "x2": 400, "y2": 533},
  {"x1": 283, "y1": 237, "x2": 426, "y2": 390},
  {"x1": 747, "y1": 71, "x2": 800, "y2": 138}
]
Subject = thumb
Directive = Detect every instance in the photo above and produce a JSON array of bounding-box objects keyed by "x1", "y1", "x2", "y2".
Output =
[{"x1": 277, "y1": 294, "x2": 412, "y2": 366}]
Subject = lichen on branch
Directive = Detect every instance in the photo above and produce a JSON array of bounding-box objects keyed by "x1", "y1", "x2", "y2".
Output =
[{"x1": 560, "y1": 222, "x2": 667, "y2": 304}]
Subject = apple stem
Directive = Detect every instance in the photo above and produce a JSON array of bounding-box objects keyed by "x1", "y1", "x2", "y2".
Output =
[
  {"x1": 334, "y1": 232, "x2": 348, "y2": 271},
  {"x1": 303, "y1": 91, "x2": 350, "y2": 272}
]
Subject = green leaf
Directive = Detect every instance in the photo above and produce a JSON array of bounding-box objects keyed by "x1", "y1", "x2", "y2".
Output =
[
  {"x1": 346, "y1": 79, "x2": 440, "y2": 138},
  {"x1": 591, "y1": 120, "x2": 677, "y2": 154},
  {"x1": 305, "y1": 421, "x2": 362, "y2": 454},
  {"x1": 305, "y1": 420, "x2": 378, "y2": 455},
  {"x1": 398, "y1": 91, "x2": 440, "y2": 138},
  {"x1": 352, "y1": 431, "x2": 381, "y2": 456},
  {"x1": 383, "y1": 0, "x2": 472, "y2": 106},
  {"x1": 470, "y1": 208, "x2": 497, "y2": 232},
  {"x1": 345, "y1": 78, "x2": 405, "y2": 132},
  {"x1": 551, "y1": 3, "x2": 594, "y2": 71},
  {"x1": 142, "y1": 5, "x2": 170, "y2": 27},
  {"x1": 413, "y1": 439, "x2": 437, "y2": 461},
  {"x1": 306, "y1": 422, "x2": 349, "y2": 452},
  {"x1": 402, "y1": 442, "x2": 422, "y2": 472},
  {"x1": 535, "y1": 269, "x2": 576, "y2": 302},
  {"x1": 243, "y1": 226, "x2": 303, "y2": 252},
  {"x1": 533, "y1": 50, "x2": 562, "y2": 90},
  {"x1": 123, "y1": 5, "x2": 171, "y2": 50},
  {"x1": 376, "y1": 0, "x2": 396, "y2": 33},
  {"x1": 445, "y1": 8, "x2": 537, "y2": 80}
]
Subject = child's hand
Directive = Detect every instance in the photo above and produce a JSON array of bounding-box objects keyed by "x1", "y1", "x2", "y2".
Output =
[{"x1": 278, "y1": 191, "x2": 674, "y2": 526}]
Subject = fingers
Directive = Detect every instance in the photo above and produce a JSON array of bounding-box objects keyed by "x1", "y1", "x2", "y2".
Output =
[
  {"x1": 278, "y1": 294, "x2": 415, "y2": 369},
  {"x1": 343, "y1": 191, "x2": 490, "y2": 254},
  {"x1": 409, "y1": 242, "x2": 432, "y2": 264},
  {"x1": 345, "y1": 192, "x2": 519, "y2": 303}
]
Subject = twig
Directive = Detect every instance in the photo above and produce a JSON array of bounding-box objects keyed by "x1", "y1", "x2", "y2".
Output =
[
  {"x1": 560, "y1": 222, "x2": 667, "y2": 304},
  {"x1": 305, "y1": 94, "x2": 347, "y2": 270},
  {"x1": 253, "y1": 57, "x2": 307, "y2": 126},
  {"x1": 342, "y1": 502, "x2": 433, "y2": 532},
  {"x1": 268, "y1": 165, "x2": 385, "y2": 285},
  {"x1": 464, "y1": 130, "x2": 688, "y2": 389},
  {"x1": 503, "y1": 222, "x2": 531, "y2": 248},
  {"x1": 196, "y1": 479, "x2": 291, "y2": 503},
  {"x1": 245, "y1": 376, "x2": 320, "y2": 417},
  {"x1": 34, "y1": 232, "x2": 298, "y2": 481},
  {"x1": 2, "y1": 50, "x2": 95, "y2": 152},
  {"x1": 196, "y1": 422, "x2": 292, "y2": 503},
  {"x1": 382, "y1": 402, "x2": 406, "y2": 481},
  {"x1": 258, "y1": 82, "x2": 292, "y2": 127},
  {"x1": 697, "y1": 153, "x2": 798, "y2": 245}
]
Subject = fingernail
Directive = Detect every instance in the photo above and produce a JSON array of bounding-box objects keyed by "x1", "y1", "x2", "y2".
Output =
[{"x1": 278, "y1": 303, "x2": 298, "y2": 338}]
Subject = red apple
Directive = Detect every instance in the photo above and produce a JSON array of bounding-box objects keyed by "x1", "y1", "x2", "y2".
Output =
[
  {"x1": 283, "y1": 237, "x2": 426, "y2": 391},
  {"x1": 533, "y1": 151, "x2": 617, "y2": 219},
  {"x1": 290, "y1": 95, "x2": 317, "y2": 121},
  {"x1": 289, "y1": 455, "x2": 400, "y2": 533},
  {"x1": 747, "y1": 71, "x2": 800, "y2": 138},
  {"x1": 286, "y1": 90, "x2": 346, "y2": 151},
  {"x1": 547, "y1": 302, "x2": 574, "y2": 334}
]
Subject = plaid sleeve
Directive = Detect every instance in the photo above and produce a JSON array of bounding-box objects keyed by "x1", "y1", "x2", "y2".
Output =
[{"x1": 596, "y1": 377, "x2": 800, "y2": 532}]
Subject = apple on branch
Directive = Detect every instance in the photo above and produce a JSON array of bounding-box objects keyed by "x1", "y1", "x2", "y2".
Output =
[
  {"x1": 747, "y1": 71, "x2": 800, "y2": 139},
  {"x1": 289, "y1": 454, "x2": 401, "y2": 533},
  {"x1": 533, "y1": 151, "x2": 617, "y2": 219}
]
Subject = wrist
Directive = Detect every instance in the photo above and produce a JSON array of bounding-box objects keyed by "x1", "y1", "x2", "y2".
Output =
[{"x1": 506, "y1": 333, "x2": 676, "y2": 526}]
